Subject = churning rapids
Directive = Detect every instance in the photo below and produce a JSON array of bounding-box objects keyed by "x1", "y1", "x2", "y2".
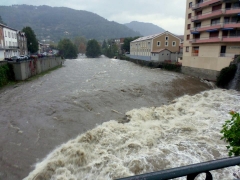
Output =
[
  {"x1": 0, "y1": 56, "x2": 239, "y2": 179},
  {"x1": 24, "y1": 89, "x2": 240, "y2": 180}
]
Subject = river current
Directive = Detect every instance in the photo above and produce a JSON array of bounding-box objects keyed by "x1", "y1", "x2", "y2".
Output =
[
  {"x1": 0, "y1": 56, "x2": 239, "y2": 179},
  {"x1": 24, "y1": 89, "x2": 240, "y2": 179}
]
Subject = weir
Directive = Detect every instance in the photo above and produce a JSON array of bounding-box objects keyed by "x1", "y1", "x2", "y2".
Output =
[
  {"x1": 117, "y1": 156, "x2": 240, "y2": 180},
  {"x1": 229, "y1": 63, "x2": 240, "y2": 91}
]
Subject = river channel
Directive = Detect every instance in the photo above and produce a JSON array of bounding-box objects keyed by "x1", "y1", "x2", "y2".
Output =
[{"x1": 0, "y1": 56, "x2": 239, "y2": 179}]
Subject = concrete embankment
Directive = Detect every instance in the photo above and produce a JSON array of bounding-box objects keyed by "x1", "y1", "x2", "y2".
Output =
[{"x1": 9, "y1": 57, "x2": 64, "y2": 80}]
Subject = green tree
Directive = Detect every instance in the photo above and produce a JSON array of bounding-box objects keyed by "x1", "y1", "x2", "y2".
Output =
[
  {"x1": 22, "y1": 26, "x2": 38, "y2": 54},
  {"x1": 86, "y1": 39, "x2": 101, "y2": 58},
  {"x1": 58, "y1": 39, "x2": 78, "y2": 59},
  {"x1": 221, "y1": 111, "x2": 240, "y2": 156},
  {"x1": 122, "y1": 37, "x2": 140, "y2": 52}
]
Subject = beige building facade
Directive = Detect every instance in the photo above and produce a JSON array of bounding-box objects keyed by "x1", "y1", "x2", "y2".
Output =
[
  {"x1": 183, "y1": 0, "x2": 240, "y2": 80},
  {"x1": 130, "y1": 31, "x2": 182, "y2": 61}
]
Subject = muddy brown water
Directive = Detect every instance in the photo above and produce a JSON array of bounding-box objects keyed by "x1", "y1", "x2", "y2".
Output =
[{"x1": 0, "y1": 56, "x2": 211, "y2": 180}]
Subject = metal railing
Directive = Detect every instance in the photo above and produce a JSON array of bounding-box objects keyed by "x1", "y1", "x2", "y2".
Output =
[
  {"x1": 116, "y1": 156, "x2": 240, "y2": 180},
  {"x1": 192, "y1": 0, "x2": 221, "y2": 9}
]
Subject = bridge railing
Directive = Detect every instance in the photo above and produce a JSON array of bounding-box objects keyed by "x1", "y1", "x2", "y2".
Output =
[{"x1": 116, "y1": 156, "x2": 240, "y2": 180}]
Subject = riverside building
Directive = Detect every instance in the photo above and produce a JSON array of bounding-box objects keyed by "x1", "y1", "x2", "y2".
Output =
[{"x1": 183, "y1": 0, "x2": 240, "y2": 80}]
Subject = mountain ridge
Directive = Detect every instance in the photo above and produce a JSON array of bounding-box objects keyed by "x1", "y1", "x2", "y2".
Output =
[
  {"x1": 0, "y1": 5, "x2": 141, "y2": 42},
  {"x1": 124, "y1": 21, "x2": 165, "y2": 36}
]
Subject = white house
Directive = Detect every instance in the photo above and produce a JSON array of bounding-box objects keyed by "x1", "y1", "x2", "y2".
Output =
[{"x1": 3, "y1": 26, "x2": 19, "y2": 58}]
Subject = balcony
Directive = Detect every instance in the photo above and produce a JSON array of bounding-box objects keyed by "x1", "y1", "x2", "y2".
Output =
[
  {"x1": 223, "y1": 21, "x2": 240, "y2": 29},
  {"x1": 192, "y1": 0, "x2": 222, "y2": 10},
  {"x1": 225, "y1": 7, "x2": 240, "y2": 15},
  {"x1": 191, "y1": 23, "x2": 222, "y2": 32},
  {"x1": 222, "y1": 35, "x2": 240, "y2": 42},
  {"x1": 191, "y1": 9, "x2": 223, "y2": 22},
  {"x1": 191, "y1": 35, "x2": 240, "y2": 43},
  {"x1": 190, "y1": 37, "x2": 222, "y2": 43}
]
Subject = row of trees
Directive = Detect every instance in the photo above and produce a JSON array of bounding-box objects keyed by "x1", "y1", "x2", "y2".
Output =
[{"x1": 13, "y1": 24, "x2": 137, "y2": 59}]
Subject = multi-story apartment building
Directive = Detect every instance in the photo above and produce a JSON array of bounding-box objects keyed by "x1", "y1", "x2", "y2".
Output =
[
  {"x1": 183, "y1": 0, "x2": 240, "y2": 80},
  {"x1": 3, "y1": 25, "x2": 19, "y2": 59},
  {"x1": 130, "y1": 31, "x2": 182, "y2": 61},
  {"x1": 17, "y1": 31, "x2": 28, "y2": 55}
]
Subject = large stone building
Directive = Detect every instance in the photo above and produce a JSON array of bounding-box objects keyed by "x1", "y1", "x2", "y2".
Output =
[
  {"x1": 183, "y1": 0, "x2": 240, "y2": 80},
  {"x1": 130, "y1": 31, "x2": 183, "y2": 62}
]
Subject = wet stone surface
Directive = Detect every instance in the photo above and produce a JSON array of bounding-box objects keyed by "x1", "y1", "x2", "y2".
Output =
[{"x1": 0, "y1": 56, "x2": 211, "y2": 179}]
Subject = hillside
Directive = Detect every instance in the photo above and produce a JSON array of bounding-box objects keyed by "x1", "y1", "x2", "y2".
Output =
[
  {"x1": 0, "y1": 5, "x2": 141, "y2": 42},
  {"x1": 124, "y1": 21, "x2": 165, "y2": 36}
]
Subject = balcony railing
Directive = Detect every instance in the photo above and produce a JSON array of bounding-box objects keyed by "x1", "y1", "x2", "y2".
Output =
[
  {"x1": 191, "y1": 23, "x2": 222, "y2": 32},
  {"x1": 192, "y1": 7, "x2": 240, "y2": 22},
  {"x1": 222, "y1": 35, "x2": 240, "y2": 42},
  {"x1": 191, "y1": 22, "x2": 240, "y2": 33},
  {"x1": 192, "y1": 0, "x2": 222, "y2": 10},
  {"x1": 117, "y1": 156, "x2": 240, "y2": 180},
  {"x1": 192, "y1": 9, "x2": 224, "y2": 21},
  {"x1": 191, "y1": 35, "x2": 240, "y2": 43},
  {"x1": 191, "y1": 36, "x2": 222, "y2": 43}
]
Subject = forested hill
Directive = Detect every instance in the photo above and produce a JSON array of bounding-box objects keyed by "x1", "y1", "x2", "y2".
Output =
[
  {"x1": 125, "y1": 21, "x2": 165, "y2": 36},
  {"x1": 0, "y1": 5, "x2": 141, "y2": 42}
]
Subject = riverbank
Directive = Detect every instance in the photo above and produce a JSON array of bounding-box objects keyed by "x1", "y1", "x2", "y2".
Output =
[{"x1": 0, "y1": 57, "x2": 212, "y2": 179}]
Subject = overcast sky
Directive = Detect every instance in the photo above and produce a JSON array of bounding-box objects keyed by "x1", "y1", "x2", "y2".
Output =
[{"x1": 1, "y1": 0, "x2": 186, "y2": 35}]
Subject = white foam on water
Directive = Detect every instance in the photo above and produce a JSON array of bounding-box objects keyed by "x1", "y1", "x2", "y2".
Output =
[{"x1": 24, "y1": 89, "x2": 240, "y2": 180}]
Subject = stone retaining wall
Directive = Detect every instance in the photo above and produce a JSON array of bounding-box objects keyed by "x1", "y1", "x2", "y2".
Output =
[
  {"x1": 182, "y1": 66, "x2": 219, "y2": 81},
  {"x1": 10, "y1": 57, "x2": 63, "y2": 80}
]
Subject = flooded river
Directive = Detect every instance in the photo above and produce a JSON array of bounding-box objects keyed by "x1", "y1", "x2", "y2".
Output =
[{"x1": 0, "y1": 56, "x2": 238, "y2": 179}]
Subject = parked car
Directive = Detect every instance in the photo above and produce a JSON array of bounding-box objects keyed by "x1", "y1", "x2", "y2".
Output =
[
  {"x1": 10, "y1": 56, "x2": 20, "y2": 61},
  {"x1": 20, "y1": 55, "x2": 29, "y2": 60}
]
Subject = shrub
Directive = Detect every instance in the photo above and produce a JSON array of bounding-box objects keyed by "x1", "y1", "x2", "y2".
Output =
[
  {"x1": 162, "y1": 62, "x2": 182, "y2": 72},
  {"x1": 221, "y1": 111, "x2": 240, "y2": 156},
  {"x1": 216, "y1": 64, "x2": 237, "y2": 88},
  {"x1": 0, "y1": 64, "x2": 14, "y2": 87}
]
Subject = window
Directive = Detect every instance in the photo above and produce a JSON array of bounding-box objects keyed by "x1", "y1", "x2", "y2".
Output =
[
  {"x1": 210, "y1": 31, "x2": 219, "y2": 38},
  {"x1": 157, "y1": 41, "x2": 161, "y2": 46},
  {"x1": 189, "y1": 2, "x2": 192, "y2": 8},
  {"x1": 211, "y1": 18, "x2": 220, "y2": 25},
  {"x1": 165, "y1": 36, "x2": 169, "y2": 41},
  {"x1": 8, "y1": 32, "x2": 10, "y2": 37},
  {"x1": 5, "y1": 31, "x2": 7, "y2": 36},
  {"x1": 187, "y1": 24, "x2": 191, "y2": 30},
  {"x1": 165, "y1": 42, "x2": 168, "y2": 46},
  {"x1": 12, "y1": 32, "x2": 13, "y2": 38},
  {"x1": 172, "y1": 41, "x2": 176, "y2": 46},
  {"x1": 196, "y1": 11, "x2": 202, "y2": 16},
  {"x1": 187, "y1": 35, "x2": 190, "y2": 40},
  {"x1": 188, "y1": 13, "x2": 192, "y2": 19},
  {"x1": 186, "y1": 46, "x2": 189, "y2": 52}
]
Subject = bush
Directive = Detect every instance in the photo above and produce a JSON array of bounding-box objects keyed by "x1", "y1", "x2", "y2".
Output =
[
  {"x1": 0, "y1": 64, "x2": 14, "y2": 87},
  {"x1": 221, "y1": 111, "x2": 240, "y2": 156},
  {"x1": 162, "y1": 62, "x2": 182, "y2": 72},
  {"x1": 216, "y1": 64, "x2": 237, "y2": 88}
]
